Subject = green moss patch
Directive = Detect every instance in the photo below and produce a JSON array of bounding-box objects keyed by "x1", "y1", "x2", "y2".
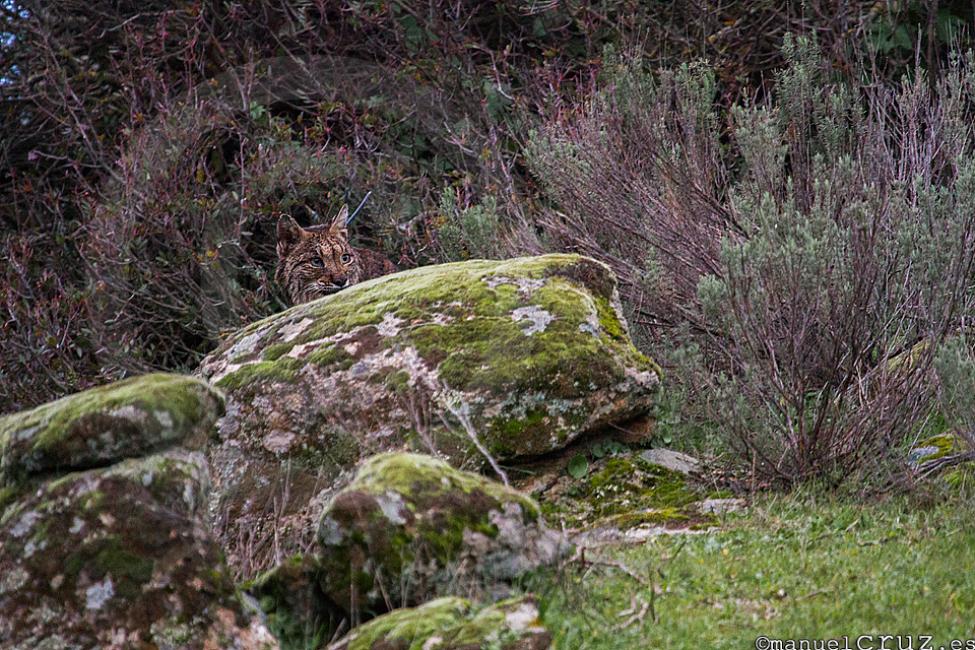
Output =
[
  {"x1": 336, "y1": 597, "x2": 470, "y2": 650},
  {"x1": 330, "y1": 596, "x2": 550, "y2": 650},
  {"x1": 214, "y1": 358, "x2": 301, "y2": 392},
  {"x1": 316, "y1": 453, "x2": 563, "y2": 616},
  {"x1": 350, "y1": 452, "x2": 540, "y2": 518},
  {"x1": 538, "y1": 454, "x2": 711, "y2": 530},
  {"x1": 0, "y1": 373, "x2": 223, "y2": 487}
]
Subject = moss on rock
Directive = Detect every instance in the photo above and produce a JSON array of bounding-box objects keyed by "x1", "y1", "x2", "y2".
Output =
[
  {"x1": 326, "y1": 596, "x2": 551, "y2": 650},
  {"x1": 196, "y1": 255, "x2": 657, "y2": 578},
  {"x1": 909, "y1": 432, "x2": 975, "y2": 489},
  {"x1": 200, "y1": 254, "x2": 658, "y2": 462},
  {"x1": 317, "y1": 453, "x2": 569, "y2": 616},
  {"x1": 911, "y1": 432, "x2": 962, "y2": 464},
  {"x1": 0, "y1": 450, "x2": 276, "y2": 649},
  {"x1": 0, "y1": 373, "x2": 224, "y2": 487},
  {"x1": 537, "y1": 453, "x2": 713, "y2": 532}
]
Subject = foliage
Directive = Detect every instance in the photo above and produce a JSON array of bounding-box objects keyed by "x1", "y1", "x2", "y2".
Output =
[
  {"x1": 933, "y1": 337, "x2": 975, "y2": 461},
  {"x1": 529, "y1": 39, "x2": 975, "y2": 486},
  {"x1": 3, "y1": 0, "x2": 963, "y2": 411},
  {"x1": 567, "y1": 454, "x2": 589, "y2": 480},
  {"x1": 436, "y1": 188, "x2": 504, "y2": 261}
]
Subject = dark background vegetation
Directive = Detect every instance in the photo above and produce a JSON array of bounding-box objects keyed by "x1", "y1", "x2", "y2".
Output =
[{"x1": 4, "y1": 0, "x2": 975, "y2": 487}]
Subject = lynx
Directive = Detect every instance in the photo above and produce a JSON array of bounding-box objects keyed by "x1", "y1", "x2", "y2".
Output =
[{"x1": 276, "y1": 205, "x2": 397, "y2": 304}]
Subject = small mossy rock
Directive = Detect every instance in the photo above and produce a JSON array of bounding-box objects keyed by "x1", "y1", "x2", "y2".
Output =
[
  {"x1": 534, "y1": 453, "x2": 711, "y2": 533},
  {"x1": 244, "y1": 554, "x2": 346, "y2": 650},
  {"x1": 0, "y1": 450, "x2": 277, "y2": 649},
  {"x1": 639, "y1": 448, "x2": 701, "y2": 476},
  {"x1": 196, "y1": 254, "x2": 658, "y2": 576},
  {"x1": 0, "y1": 373, "x2": 224, "y2": 487},
  {"x1": 326, "y1": 596, "x2": 551, "y2": 650},
  {"x1": 317, "y1": 453, "x2": 569, "y2": 615},
  {"x1": 909, "y1": 432, "x2": 966, "y2": 467},
  {"x1": 909, "y1": 432, "x2": 975, "y2": 488}
]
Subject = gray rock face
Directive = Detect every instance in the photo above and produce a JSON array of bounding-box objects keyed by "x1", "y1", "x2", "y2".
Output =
[
  {"x1": 316, "y1": 453, "x2": 570, "y2": 615},
  {"x1": 195, "y1": 255, "x2": 658, "y2": 576},
  {"x1": 639, "y1": 448, "x2": 701, "y2": 476},
  {"x1": 0, "y1": 375, "x2": 276, "y2": 650}
]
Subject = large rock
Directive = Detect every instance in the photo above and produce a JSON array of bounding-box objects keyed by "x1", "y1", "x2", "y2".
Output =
[
  {"x1": 196, "y1": 254, "x2": 658, "y2": 574},
  {"x1": 0, "y1": 375, "x2": 276, "y2": 649},
  {"x1": 326, "y1": 596, "x2": 551, "y2": 650},
  {"x1": 317, "y1": 453, "x2": 568, "y2": 615},
  {"x1": 0, "y1": 373, "x2": 223, "y2": 488}
]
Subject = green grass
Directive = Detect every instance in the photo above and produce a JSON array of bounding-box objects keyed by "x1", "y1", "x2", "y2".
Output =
[{"x1": 534, "y1": 492, "x2": 975, "y2": 648}]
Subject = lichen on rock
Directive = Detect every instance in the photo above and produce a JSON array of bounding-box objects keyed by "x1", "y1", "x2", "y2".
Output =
[
  {"x1": 533, "y1": 452, "x2": 714, "y2": 533},
  {"x1": 196, "y1": 254, "x2": 658, "y2": 576},
  {"x1": 326, "y1": 596, "x2": 551, "y2": 650},
  {"x1": 0, "y1": 374, "x2": 274, "y2": 648},
  {"x1": 316, "y1": 452, "x2": 569, "y2": 616},
  {"x1": 0, "y1": 373, "x2": 224, "y2": 488},
  {"x1": 0, "y1": 450, "x2": 276, "y2": 649}
]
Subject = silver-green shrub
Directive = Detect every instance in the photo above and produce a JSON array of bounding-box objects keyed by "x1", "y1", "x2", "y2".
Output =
[{"x1": 529, "y1": 39, "x2": 975, "y2": 485}]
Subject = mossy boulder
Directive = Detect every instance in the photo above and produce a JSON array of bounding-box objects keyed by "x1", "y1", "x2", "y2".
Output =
[
  {"x1": 0, "y1": 450, "x2": 276, "y2": 649},
  {"x1": 0, "y1": 373, "x2": 223, "y2": 488},
  {"x1": 326, "y1": 596, "x2": 551, "y2": 650},
  {"x1": 317, "y1": 453, "x2": 569, "y2": 615},
  {"x1": 196, "y1": 254, "x2": 658, "y2": 576}
]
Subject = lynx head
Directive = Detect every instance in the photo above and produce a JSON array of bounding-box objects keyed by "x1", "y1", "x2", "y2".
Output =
[{"x1": 275, "y1": 205, "x2": 362, "y2": 304}]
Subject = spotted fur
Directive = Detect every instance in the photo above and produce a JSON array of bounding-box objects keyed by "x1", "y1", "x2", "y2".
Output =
[{"x1": 275, "y1": 205, "x2": 397, "y2": 304}]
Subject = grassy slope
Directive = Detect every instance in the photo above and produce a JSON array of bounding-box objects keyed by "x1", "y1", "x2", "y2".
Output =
[{"x1": 535, "y1": 494, "x2": 975, "y2": 648}]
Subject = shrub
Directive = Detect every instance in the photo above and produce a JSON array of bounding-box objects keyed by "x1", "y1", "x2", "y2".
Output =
[
  {"x1": 435, "y1": 188, "x2": 505, "y2": 261},
  {"x1": 1, "y1": 233, "x2": 101, "y2": 411},
  {"x1": 3, "y1": 1, "x2": 974, "y2": 412},
  {"x1": 83, "y1": 101, "x2": 315, "y2": 373},
  {"x1": 529, "y1": 39, "x2": 975, "y2": 486}
]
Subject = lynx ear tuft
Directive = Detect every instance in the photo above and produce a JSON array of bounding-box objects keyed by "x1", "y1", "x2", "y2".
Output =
[
  {"x1": 328, "y1": 205, "x2": 350, "y2": 239},
  {"x1": 277, "y1": 214, "x2": 305, "y2": 257}
]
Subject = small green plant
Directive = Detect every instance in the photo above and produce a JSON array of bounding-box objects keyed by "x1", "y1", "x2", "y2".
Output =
[
  {"x1": 590, "y1": 440, "x2": 628, "y2": 459},
  {"x1": 436, "y1": 187, "x2": 503, "y2": 261},
  {"x1": 567, "y1": 454, "x2": 589, "y2": 479}
]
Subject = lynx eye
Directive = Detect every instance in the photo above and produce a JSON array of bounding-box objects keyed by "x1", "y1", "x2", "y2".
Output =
[
  {"x1": 310, "y1": 258, "x2": 325, "y2": 268},
  {"x1": 340, "y1": 253, "x2": 353, "y2": 264}
]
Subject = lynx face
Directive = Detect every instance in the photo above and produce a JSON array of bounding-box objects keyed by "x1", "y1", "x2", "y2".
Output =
[{"x1": 275, "y1": 206, "x2": 362, "y2": 304}]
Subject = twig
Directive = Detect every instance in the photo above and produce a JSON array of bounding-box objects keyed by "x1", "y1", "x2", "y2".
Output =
[
  {"x1": 569, "y1": 546, "x2": 649, "y2": 587},
  {"x1": 441, "y1": 398, "x2": 510, "y2": 486},
  {"x1": 617, "y1": 595, "x2": 651, "y2": 629}
]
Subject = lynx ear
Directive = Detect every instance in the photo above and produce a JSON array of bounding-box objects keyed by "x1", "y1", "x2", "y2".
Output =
[
  {"x1": 328, "y1": 205, "x2": 349, "y2": 239},
  {"x1": 277, "y1": 214, "x2": 305, "y2": 257}
]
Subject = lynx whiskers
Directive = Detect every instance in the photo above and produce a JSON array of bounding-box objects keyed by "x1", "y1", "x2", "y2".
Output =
[{"x1": 276, "y1": 205, "x2": 396, "y2": 304}]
